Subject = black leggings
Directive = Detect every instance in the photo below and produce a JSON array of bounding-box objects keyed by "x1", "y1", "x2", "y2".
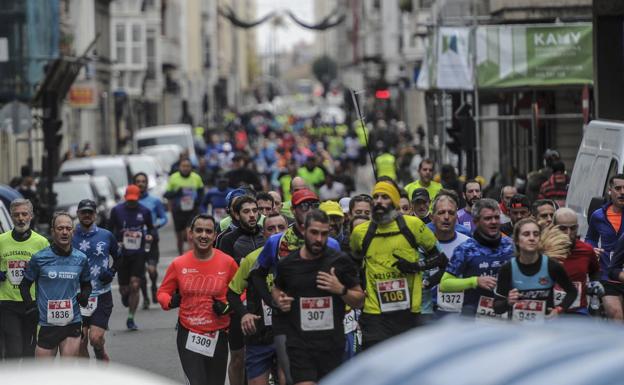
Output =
[
  {"x1": 0, "y1": 307, "x2": 37, "y2": 359},
  {"x1": 176, "y1": 324, "x2": 229, "y2": 385}
]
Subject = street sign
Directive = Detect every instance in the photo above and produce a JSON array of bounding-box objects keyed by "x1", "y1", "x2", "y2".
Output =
[{"x1": 68, "y1": 81, "x2": 98, "y2": 108}]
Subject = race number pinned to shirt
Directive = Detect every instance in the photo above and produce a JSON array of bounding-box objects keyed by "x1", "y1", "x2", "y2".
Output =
[
  {"x1": 7, "y1": 260, "x2": 26, "y2": 285},
  {"x1": 512, "y1": 300, "x2": 546, "y2": 323},
  {"x1": 475, "y1": 296, "x2": 506, "y2": 321},
  {"x1": 554, "y1": 282, "x2": 582, "y2": 309},
  {"x1": 437, "y1": 291, "x2": 464, "y2": 313},
  {"x1": 123, "y1": 230, "x2": 143, "y2": 250},
  {"x1": 47, "y1": 299, "x2": 74, "y2": 326},
  {"x1": 343, "y1": 309, "x2": 357, "y2": 334},
  {"x1": 376, "y1": 278, "x2": 410, "y2": 312},
  {"x1": 186, "y1": 330, "x2": 219, "y2": 357},
  {"x1": 180, "y1": 188, "x2": 195, "y2": 212},
  {"x1": 262, "y1": 300, "x2": 273, "y2": 326},
  {"x1": 80, "y1": 297, "x2": 98, "y2": 317},
  {"x1": 300, "y1": 297, "x2": 334, "y2": 331}
]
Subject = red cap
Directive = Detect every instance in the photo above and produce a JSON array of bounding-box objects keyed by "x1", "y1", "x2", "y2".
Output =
[
  {"x1": 291, "y1": 189, "x2": 319, "y2": 206},
  {"x1": 125, "y1": 184, "x2": 141, "y2": 201}
]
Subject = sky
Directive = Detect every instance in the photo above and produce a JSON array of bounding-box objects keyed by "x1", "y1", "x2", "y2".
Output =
[{"x1": 255, "y1": 0, "x2": 316, "y2": 53}]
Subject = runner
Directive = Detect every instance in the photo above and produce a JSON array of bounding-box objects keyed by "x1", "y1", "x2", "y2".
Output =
[
  {"x1": 500, "y1": 194, "x2": 531, "y2": 236},
  {"x1": 410, "y1": 188, "x2": 431, "y2": 224},
  {"x1": 20, "y1": 212, "x2": 91, "y2": 358},
  {"x1": 587, "y1": 174, "x2": 624, "y2": 320},
  {"x1": 272, "y1": 209, "x2": 364, "y2": 384},
  {"x1": 157, "y1": 214, "x2": 238, "y2": 385},
  {"x1": 134, "y1": 172, "x2": 168, "y2": 308},
  {"x1": 0, "y1": 199, "x2": 49, "y2": 359},
  {"x1": 552, "y1": 208, "x2": 602, "y2": 315},
  {"x1": 457, "y1": 179, "x2": 481, "y2": 233},
  {"x1": 427, "y1": 194, "x2": 470, "y2": 317},
  {"x1": 398, "y1": 190, "x2": 412, "y2": 216},
  {"x1": 494, "y1": 218, "x2": 577, "y2": 321},
  {"x1": 226, "y1": 213, "x2": 289, "y2": 385},
  {"x1": 404, "y1": 159, "x2": 442, "y2": 202},
  {"x1": 440, "y1": 198, "x2": 514, "y2": 318},
  {"x1": 108, "y1": 185, "x2": 154, "y2": 330},
  {"x1": 350, "y1": 181, "x2": 440, "y2": 349},
  {"x1": 165, "y1": 157, "x2": 205, "y2": 255},
  {"x1": 348, "y1": 194, "x2": 373, "y2": 219},
  {"x1": 72, "y1": 199, "x2": 119, "y2": 360},
  {"x1": 532, "y1": 199, "x2": 557, "y2": 229}
]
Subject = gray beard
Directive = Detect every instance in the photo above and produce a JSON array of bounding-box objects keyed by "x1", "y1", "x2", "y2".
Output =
[{"x1": 372, "y1": 208, "x2": 398, "y2": 225}]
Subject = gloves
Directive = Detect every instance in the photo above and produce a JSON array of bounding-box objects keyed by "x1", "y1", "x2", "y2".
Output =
[
  {"x1": 392, "y1": 254, "x2": 423, "y2": 274},
  {"x1": 169, "y1": 292, "x2": 182, "y2": 309},
  {"x1": 0, "y1": 271, "x2": 6, "y2": 282},
  {"x1": 587, "y1": 281, "x2": 605, "y2": 297},
  {"x1": 99, "y1": 268, "x2": 116, "y2": 284},
  {"x1": 78, "y1": 291, "x2": 90, "y2": 308},
  {"x1": 212, "y1": 299, "x2": 231, "y2": 316}
]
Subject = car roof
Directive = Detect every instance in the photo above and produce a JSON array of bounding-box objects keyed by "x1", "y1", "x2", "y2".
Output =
[
  {"x1": 60, "y1": 156, "x2": 126, "y2": 169},
  {"x1": 135, "y1": 124, "x2": 191, "y2": 138}
]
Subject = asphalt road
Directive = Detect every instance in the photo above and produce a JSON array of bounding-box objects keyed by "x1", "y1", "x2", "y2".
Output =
[{"x1": 105, "y1": 218, "x2": 186, "y2": 383}]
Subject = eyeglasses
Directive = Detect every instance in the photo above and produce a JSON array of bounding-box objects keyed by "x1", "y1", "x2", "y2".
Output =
[{"x1": 296, "y1": 201, "x2": 320, "y2": 211}]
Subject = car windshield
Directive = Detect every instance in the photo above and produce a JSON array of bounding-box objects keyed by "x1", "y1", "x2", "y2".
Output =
[{"x1": 54, "y1": 181, "x2": 94, "y2": 207}]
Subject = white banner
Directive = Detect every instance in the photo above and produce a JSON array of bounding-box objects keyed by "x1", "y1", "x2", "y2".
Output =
[{"x1": 435, "y1": 27, "x2": 473, "y2": 90}]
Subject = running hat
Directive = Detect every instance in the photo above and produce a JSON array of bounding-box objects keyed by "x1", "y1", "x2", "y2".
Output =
[
  {"x1": 411, "y1": 188, "x2": 430, "y2": 203},
  {"x1": 509, "y1": 194, "x2": 530, "y2": 209},
  {"x1": 125, "y1": 185, "x2": 141, "y2": 201},
  {"x1": 320, "y1": 201, "x2": 344, "y2": 217},
  {"x1": 226, "y1": 188, "x2": 248, "y2": 207},
  {"x1": 291, "y1": 189, "x2": 319, "y2": 206},
  {"x1": 372, "y1": 181, "x2": 400, "y2": 208},
  {"x1": 77, "y1": 199, "x2": 97, "y2": 212},
  {"x1": 339, "y1": 197, "x2": 351, "y2": 214}
]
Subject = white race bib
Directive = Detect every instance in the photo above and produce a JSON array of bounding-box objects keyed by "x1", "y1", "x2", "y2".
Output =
[
  {"x1": 512, "y1": 300, "x2": 546, "y2": 323},
  {"x1": 180, "y1": 189, "x2": 195, "y2": 211},
  {"x1": 262, "y1": 300, "x2": 272, "y2": 326},
  {"x1": 300, "y1": 297, "x2": 334, "y2": 331},
  {"x1": 123, "y1": 230, "x2": 143, "y2": 250},
  {"x1": 475, "y1": 296, "x2": 506, "y2": 322},
  {"x1": 185, "y1": 330, "x2": 219, "y2": 357},
  {"x1": 437, "y1": 291, "x2": 464, "y2": 313},
  {"x1": 343, "y1": 309, "x2": 357, "y2": 334},
  {"x1": 554, "y1": 282, "x2": 582, "y2": 308},
  {"x1": 376, "y1": 278, "x2": 410, "y2": 312},
  {"x1": 80, "y1": 297, "x2": 98, "y2": 317},
  {"x1": 47, "y1": 299, "x2": 74, "y2": 326},
  {"x1": 7, "y1": 260, "x2": 26, "y2": 285}
]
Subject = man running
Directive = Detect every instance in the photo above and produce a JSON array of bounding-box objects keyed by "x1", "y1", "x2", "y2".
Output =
[
  {"x1": 532, "y1": 199, "x2": 557, "y2": 229},
  {"x1": 157, "y1": 214, "x2": 238, "y2": 385},
  {"x1": 350, "y1": 181, "x2": 441, "y2": 349},
  {"x1": 404, "y1": 159, "x2": 442, "y2": 202},
  {"x1": 165, "y1": 157, "x2": 204, "y2": 255},
  {"x1": 500, "y1": 194, "x2": 531, "y2": 236},
  {"x1": 457, "y1": 179, "x2": 481, "y2": 232},
  {"x1": 440, "y1": 198, "x2": 514, "y2": 319},
  {"x1": 72, "y1": 199, "x2": 120, "y2": 360},
  {"x1": 226, "y1": 213, "x2": 289, "y2": 385},
  {"x1": 135, "y1": 172, "x2": 168, "y2": 307},
  {"x1": 0, "y1": 199, "x2": 49, "y2": 359},
  {"x1": 108, "y1": 185, "x2": 154, "y2": 330},
  {"x1": 273, "y1": 209, "x2": 364, "y2": 384},
  {"x1": 20, "y1": 212, "x2": 91, "y2": 358},
  {"x1": 411, "y1": 188, "x2": 431, "y2": 224}
]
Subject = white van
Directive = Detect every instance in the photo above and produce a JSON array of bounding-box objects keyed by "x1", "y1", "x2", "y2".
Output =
[
  {"x1": 566, "y1": 120, "x2": 624, "y2": 237},
  {"x1": 133, "y1": 124, "x2": 197, "y2": 166}
]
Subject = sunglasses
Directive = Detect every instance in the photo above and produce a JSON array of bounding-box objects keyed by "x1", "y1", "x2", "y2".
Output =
[{"x1": 296, "y1": 201, "x2": 320, "y2": 211}]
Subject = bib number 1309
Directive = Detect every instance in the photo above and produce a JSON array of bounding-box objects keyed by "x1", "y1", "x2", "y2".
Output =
[{"x1": 186, "y1": 331, "x2": 219, "y2": 357}]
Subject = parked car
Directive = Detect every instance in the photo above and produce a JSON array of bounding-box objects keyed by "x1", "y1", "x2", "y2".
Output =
[
  {"x1": 139, "y1": 144, "x2": 183, "y2": 172},
  {"x1": 133, "y1": 124, "x2": 198, "y2": 166},
  {"x1": 0, "y1": 200, "x2": 13, "y2": 233},
  {"x1": 125, "y1": 154, "x2": 168, "y2": 199},
  {"x1": 53, "y1": 177, "x2": 107, "y2": 226},
  {"x1": 59, "y1": 156, "x2": 131, "y2": 198}
]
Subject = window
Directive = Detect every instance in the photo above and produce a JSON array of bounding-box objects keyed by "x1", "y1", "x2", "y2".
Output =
[
  {"x1": 113, "y1": 21, "x2": 145, "y2": 67},
  {"x1": 115, "y1": 23, "x2": 126, "y2": 63},
  {"x1": 146, "y1": 30, "x2": 156, "y2": 79}
]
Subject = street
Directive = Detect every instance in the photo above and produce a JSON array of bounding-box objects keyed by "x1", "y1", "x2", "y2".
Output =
[{"x1": 106, "y1": 217, "x2": 184, "y2": 383}]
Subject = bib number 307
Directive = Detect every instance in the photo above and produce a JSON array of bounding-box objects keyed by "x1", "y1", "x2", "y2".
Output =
[
  {"x1": 300, "y1": 297, "x2": 333, "y2": 331},
  {"x1": 186, "y1": 331, "x2": 219, "y2": 357}
]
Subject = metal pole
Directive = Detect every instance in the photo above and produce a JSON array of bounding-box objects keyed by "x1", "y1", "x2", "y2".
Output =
[
  {"x1": 531, "y1": 90, "x2": 539, "y2": 170},
  {"x1": 471, "y1": 0, "x2": 481, "y2": 175}
]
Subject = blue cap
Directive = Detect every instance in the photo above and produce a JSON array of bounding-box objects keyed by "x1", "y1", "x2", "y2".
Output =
[{"x1": 226, "y1": 188, "x2": 247, "y2": 207}]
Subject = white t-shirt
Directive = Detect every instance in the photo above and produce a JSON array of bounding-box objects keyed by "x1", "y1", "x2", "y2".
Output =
[{"x1": 319, "y1": 182, "x2": 346, "y2": 201}]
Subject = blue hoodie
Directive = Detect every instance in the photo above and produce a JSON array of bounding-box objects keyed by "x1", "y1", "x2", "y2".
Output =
[
  {"x1": 138, "y1": 192, "x2": 168, "y2": 232},
  {"x1": 586, "y1": 202, "x2": 624, "y2": 280}
]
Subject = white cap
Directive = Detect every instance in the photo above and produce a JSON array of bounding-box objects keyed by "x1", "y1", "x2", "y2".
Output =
[{"x1": 339, "y1": 197, "x2": 351, "y2": 214}]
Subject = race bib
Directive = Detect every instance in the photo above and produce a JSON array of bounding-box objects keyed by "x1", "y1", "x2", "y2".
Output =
[
  {"x1": 123, "y1": 230, "x2": 143, "y2": 250},
  {"x1": 475, "y1": 296, "x2": 506, "y2": 321},
  {"x1": 554, "y1": 282, "x2": 582, "y2": 308},
  {"x1": 437, "y1": 291, "x2": 464, "y2": 313},
  {"x1": 185, "y1": 331, "x2": 219, "y2": 357},
  {"x1": 7, "y1": 260, "x2": 26, "y2": 285},
  {"x1": 262, "y1": 300, "x2": 273, "y2": 326},
  {"x1": 80, "y1": 297, "x2": 98, "y2": 317},
  {"x1": 180, "y1": 189, "x2": 195, "y2": 212},
  {"x1": 376, "y1": 278, "x2": 410, "y2": 312},
  {"x1": 47, "y1": 299, "x2": 74, "y2": 326},
  {"x1": 512, "y1": 300, "x2": 546, "y2": 323},
  {"x1": 300, "y1": 297, "x2": 334, "y2": 331},
  {"x1": 343, "y1": 309, "x2": 357, "y2": 334}
]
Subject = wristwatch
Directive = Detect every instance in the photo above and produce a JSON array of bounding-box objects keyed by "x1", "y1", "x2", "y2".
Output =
[{"x1": 340, "y1": 285, "x2": 348, "y2": 296}]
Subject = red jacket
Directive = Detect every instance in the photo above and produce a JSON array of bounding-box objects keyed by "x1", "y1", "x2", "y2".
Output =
[{"x1": 538, "y1": 172, "x2": 569, "y2": 206}]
